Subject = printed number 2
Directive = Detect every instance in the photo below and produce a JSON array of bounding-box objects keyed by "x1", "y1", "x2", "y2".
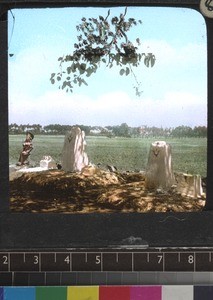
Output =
[{"x1": 2, "y1": 255, "x2": 8, "y2": 265}]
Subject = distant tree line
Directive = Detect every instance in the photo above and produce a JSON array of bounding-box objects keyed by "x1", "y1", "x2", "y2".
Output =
[{"x1": 8, "y1": 123, "x2": 207, "y2": 138}]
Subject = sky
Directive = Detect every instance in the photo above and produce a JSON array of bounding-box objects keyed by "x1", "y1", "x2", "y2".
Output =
[{"x1": 8, "y1": 6, "x2": 207, "y2": 128}]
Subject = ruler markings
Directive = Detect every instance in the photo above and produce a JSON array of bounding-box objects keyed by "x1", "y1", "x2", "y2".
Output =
[
  {"x1": 131, "y1": 252, "x2": 133, "y2": 272},
  {"x1": 194, "y1": 252, "x2": 196, "y2": 272},
  {"x1": 39, "y1": 252, "x2": 41, "y2": 272},
  {"x1": 1, "y1": 250, "x2": 213, "y2": 273},
  {"x1": 70, "y1": 252, "x2": 72, "y2": 272},
  {"x1": 5, "y1": 253, "x2": 10, "y2": 272},
  {"x1": 101, "y1": 252, "x2": 103, "y2": 272},
  {"x1": 163, "y1": 252, "x2": 165, "y2": 272}
]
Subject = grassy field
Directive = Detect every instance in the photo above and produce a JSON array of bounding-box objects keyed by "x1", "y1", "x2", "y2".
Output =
[{"x1": 9, "y1": 135, "x2": 207, "y2": 177}]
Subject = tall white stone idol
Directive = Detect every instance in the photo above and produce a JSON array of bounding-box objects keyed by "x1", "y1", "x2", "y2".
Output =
[
  {"x1": 62, "y1": 127, "x2": 89, "y2": 172},
  {"x1": 145, "y1": 141, "x2": 175, "y2": 190}
]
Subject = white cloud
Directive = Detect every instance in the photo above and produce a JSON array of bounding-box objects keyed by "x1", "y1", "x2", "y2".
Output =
[
  {"x1": 8, "y1": 38, "x2": 207, "y2": 128},
  {"x1": 9, "y1": 45, "x2": 69, "y2": 97},
  {"x1": 9, "y1": 89, "x2": 207, "y2": 128},
  {"x1": 140, "y1": 40, "x2": 207, "y2": 68}
]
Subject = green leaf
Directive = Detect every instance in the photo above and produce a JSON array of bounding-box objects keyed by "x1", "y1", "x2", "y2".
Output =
[
  {"x1": 126, "y1": 67, "x2": 130, "y2": 76},
  {"x1": 67, "y1": 66, "x2": 72, "y2": 74},
  {"x1": 136, "y1": 38, "x2": 140, "y2": 45},
  {"x1": 66, "y1": 82, "x2": 72, "y2": 88},
  {"x1": 78, "y1": 78, "x2": 82, "y2": 86},
  {"x1": 80, "y1": 63, "x2": 86, "y2": 70},
  {"x1": 120, "y1": 68, "x2": 125, "y2": 76},
  {"x1": 144, "y1": 56, "x2": 149, "y2": 67},
  {"x1": 62, "y1": 82, "x2": 67, "y2": 89},
  {"x1": 71, "y1": 64, "x2": 77, "y2": 73},
  {"x1": 144, "y1": 54, "x2": 156, "y2": 67},
  {"x1": 150, "y1": 55, "x2": 156, "y2": 67},
  {"x1": 52, "y1": 9, "x2": 155, "y2": 95},
  {"x1": 65, "y1": 55, "x2": 73, "y2": 61}
]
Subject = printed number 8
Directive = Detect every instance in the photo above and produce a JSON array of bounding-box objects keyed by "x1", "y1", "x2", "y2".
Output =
[{"x1": 188, "y1": 255, "x2": 194, "y2": 264}]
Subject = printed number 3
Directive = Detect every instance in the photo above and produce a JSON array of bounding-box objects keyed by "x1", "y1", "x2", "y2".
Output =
[{"x1": 34, "y1": 255, "x2": 39, "y2": 264}]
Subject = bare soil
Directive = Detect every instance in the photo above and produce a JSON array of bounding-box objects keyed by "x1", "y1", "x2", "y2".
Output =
[{"x1": 9, "y1": 168, "x2": 205, "y2": 213}]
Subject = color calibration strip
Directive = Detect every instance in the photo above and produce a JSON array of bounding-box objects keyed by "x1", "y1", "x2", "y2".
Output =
[{"x1": 0, "y1": 286, "x2": 213, "y2": 300}]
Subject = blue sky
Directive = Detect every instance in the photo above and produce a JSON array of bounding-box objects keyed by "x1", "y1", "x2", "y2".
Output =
[{"x1": 8, "y1": 6, "x2": 207, "y2": 127}]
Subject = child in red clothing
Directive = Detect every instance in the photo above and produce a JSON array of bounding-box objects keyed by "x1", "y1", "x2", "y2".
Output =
[{"x1": 17, "y1": 132, "x2": 34, "y2": 166}]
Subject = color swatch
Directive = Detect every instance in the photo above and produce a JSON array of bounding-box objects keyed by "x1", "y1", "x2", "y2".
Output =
[{"x1": 0, "y1": 286, "x2": 213, "y2": 299}]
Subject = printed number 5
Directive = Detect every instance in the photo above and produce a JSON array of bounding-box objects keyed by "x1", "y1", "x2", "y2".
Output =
[{"x1": 96, "y1": 255, "x2": 101, "y2": 265}]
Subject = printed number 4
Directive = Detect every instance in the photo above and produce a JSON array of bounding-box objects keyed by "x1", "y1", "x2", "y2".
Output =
[{"x1": 64, "y1": 256, "x2": 70, "y2": 264}]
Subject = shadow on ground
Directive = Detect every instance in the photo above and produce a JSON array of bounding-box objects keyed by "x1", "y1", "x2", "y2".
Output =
[{"x1": 10, "y1": 169, "x2": 205, "y2": 213}]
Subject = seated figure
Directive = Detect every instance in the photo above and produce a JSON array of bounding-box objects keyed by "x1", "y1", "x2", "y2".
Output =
[{"x1": 17, "y1": 131, "x2": 34, "y2": 166}]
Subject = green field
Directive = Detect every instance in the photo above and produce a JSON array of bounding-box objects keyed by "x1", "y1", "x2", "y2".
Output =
[{"x1": 9, "y1": 135, "x2": 207, "y2": 177}]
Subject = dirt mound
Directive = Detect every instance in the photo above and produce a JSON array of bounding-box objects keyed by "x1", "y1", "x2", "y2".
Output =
[{"x1": 10, "y1": 168, "x2": 205, "y2": 213}]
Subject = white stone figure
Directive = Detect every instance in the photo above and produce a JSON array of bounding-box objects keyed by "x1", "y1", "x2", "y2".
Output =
[
  {"x1": 62, "y1": 127, "x2": 89, "y2": 172},
  {"x1": 175, "y1": 173, "x2": 203, "y2": 198},
  {"x1": 145, "y1": 141, "x2": 175, "y2": 190}
]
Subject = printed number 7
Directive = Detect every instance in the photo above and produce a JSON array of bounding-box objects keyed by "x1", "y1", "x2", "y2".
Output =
[{"x1": 158, "y1": 255, "x2": 163, "y2": 264}]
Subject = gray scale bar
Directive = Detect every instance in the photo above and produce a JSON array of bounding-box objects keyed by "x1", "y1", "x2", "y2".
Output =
[{"x1": 1, "y1": 271, "x2": 213, "y2": 286}]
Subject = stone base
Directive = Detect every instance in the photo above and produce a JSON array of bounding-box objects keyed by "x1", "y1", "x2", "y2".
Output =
[{"x1": 40, "y1": 156, "x2": 57, "y2": 169}]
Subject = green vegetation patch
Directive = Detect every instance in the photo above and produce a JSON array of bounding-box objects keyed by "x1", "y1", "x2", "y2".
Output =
[{"x1": 9, "y1": 135, "x2": 207, "y2": 177}]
